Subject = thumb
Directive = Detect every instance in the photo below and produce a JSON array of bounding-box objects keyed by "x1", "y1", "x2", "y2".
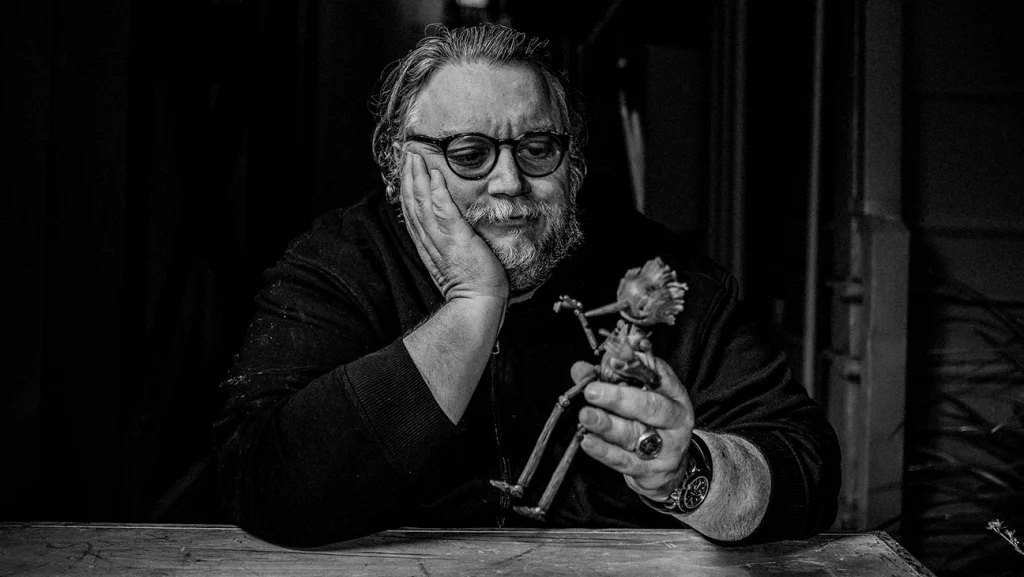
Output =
[
  {"x1": 650, "y1": 356, "x2": 690, "y2": 407},
  {"x1": 570, "y1": 361, "x2": 599, "y2": 387}
]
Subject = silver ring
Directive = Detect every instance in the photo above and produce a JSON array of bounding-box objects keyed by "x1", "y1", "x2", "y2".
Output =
[{"x1": 635, "y1": 429, "x2": 663, "y2": 460}]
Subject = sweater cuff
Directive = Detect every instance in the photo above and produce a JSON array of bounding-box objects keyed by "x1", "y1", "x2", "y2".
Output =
[
  {"x1": 343, "y1": 338, "x2": 461, "y2": 479},
  {"x1": 730, "y1": 429, "x2": 806, "y2": 540}
]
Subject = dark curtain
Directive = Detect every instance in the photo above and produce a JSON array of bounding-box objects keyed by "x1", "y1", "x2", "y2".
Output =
[
  {"x1": 121, "y1": 0, "x2": 416, "y2": 520},
  {"x1": 3, "y1": 0, "x2": 424, "y2": 522}
]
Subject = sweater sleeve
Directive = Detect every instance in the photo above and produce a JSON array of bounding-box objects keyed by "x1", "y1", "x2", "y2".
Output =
[
  {"x1": 213, "y1": 243, "x2": 458, "y2": 547},
  {"x1": 676, "y1": 272, "x2": 841, "y2": 542}
]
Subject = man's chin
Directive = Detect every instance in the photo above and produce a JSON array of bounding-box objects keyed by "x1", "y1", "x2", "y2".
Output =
[
  {"x1": 487, "y1": 231, "x2": 532, "y2": 252},
  {"x1": 480, "y1": 228, "x2": 544, "y2": 259},
  {"x1": 494, "y1": 235, "x2": 568, "y2": 293},
  {"x1": 490, "y1": 238, "x2": 539, "y2": 269}
]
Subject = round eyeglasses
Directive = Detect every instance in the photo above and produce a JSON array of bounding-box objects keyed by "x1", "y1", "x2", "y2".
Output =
[{"x1": 405, "y1": 131, "x2": 569, "y2": 180}]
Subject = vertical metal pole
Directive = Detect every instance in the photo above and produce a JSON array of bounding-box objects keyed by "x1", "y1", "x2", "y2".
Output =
[
  {"x1": 857, "y1": 0, "x2": 908, "y2": 533},
  {"x1": 802, "y1": 0, "x2": 826, "y2": 398}
]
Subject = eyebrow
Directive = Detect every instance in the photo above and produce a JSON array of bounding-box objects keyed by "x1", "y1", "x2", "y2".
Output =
[
  {"x1": 530, "y1": 124, "x2": 560, "y2": 133},
  {"x1": 432, "y1": 124, "x2": 563, "y2": 138}
]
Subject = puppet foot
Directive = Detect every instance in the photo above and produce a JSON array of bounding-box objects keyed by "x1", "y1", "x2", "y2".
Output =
[
  {"x1": 489, "y1": 480, "x2": 525, "y2": 498},
  {"x1": 513, "y1": 506, "x2": 547, "y2": 521}
]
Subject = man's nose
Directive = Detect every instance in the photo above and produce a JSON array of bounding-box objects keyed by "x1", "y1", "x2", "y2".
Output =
[{"x1": 487, "y1": 146, "x2": 528, "y2": 197}]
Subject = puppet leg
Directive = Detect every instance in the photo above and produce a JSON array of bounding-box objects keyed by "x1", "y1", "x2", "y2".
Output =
[
  {"x1": 513, "y1": 424, "x2": 587, "y2": 521},
  {"x1": 490, "y1": 377, "x2": 589, "y2": 498}
]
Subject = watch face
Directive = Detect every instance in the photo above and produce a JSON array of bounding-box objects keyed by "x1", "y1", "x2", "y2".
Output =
[{"x1": 682, "y1": 475, "x2": 710, "y2": 510}]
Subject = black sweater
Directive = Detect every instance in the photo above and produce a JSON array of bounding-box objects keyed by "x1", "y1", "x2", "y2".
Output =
[{"x1": 214, "y1": 191, "x2": 841, "y2": 547}]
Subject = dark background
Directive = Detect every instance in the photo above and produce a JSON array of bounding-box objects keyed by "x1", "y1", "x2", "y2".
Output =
[
  {"x1": 3, "y1": 1, "x2": 1022, "y2": 575},
  {"x1": 2, "y1": 0, "x2": 714, "y2": 524}
]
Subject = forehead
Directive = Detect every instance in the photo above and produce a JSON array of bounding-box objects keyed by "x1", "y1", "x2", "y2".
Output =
[{"x1": 409, "y1": 62, "x2": 561, "y2": 136}]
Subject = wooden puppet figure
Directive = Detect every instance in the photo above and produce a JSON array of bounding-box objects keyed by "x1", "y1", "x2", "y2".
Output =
[{"x1": 491, "y1": 257, "x2": 688, "y2": 520}]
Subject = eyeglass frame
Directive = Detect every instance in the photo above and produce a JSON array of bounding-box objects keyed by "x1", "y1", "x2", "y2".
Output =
[{"x1": 404, "y1": 131, "x2": 570, "y2": 180}]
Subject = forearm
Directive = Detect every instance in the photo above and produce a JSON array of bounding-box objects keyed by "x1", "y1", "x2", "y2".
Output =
[
  {"x1": 667, "y1": 431, "x2": 770, "y2": 542},
  {"x1": 403, "y1": 295, "x2": 506, "y2": 423},
  {"x1": 217, "y1": 339, "x2": 462, "y2": 546}
]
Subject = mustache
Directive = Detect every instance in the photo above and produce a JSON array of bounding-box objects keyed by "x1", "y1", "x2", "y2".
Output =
[{"x1": 463, "y1": 197, "x2": 562, "y2": 226}]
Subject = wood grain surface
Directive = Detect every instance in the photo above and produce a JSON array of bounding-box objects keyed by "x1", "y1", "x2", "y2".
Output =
[{"x1": 0, "y1": 524, "x2": 935, "y2": 576}]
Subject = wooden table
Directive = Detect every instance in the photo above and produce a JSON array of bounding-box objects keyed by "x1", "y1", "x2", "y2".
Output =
[{"x1": 0, "y1": 523, "x2": 934, "y2": 576}]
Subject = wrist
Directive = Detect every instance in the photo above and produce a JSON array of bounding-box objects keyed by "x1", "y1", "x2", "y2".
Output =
[
  {"x1": 446, "y1": 293, "x2": 508, "y2": 317},
  {"x1": 445, "y1": 293, "x2": 509, "y2": 341},
  {"x1": 669, "y1": 433, "x2": 713, "y2": 514},
  {"x1": 444, "y1": 283, "x2": 509, "y2": 302},
  {"x1": 644, "y1": 433, "x2": 713, "y2": 515}
]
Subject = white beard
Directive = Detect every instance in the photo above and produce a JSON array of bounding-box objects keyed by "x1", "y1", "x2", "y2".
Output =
[{"x1": 464, "y1": 195, "x2": 584, "y2": 292}]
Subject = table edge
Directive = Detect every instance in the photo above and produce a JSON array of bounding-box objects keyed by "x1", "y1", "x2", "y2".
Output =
[{"x1": 0, "y1": 522, "x2": 889, "y2": 538}]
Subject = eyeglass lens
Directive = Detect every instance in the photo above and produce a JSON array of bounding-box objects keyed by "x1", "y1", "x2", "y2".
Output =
[{"x1": 446, "y1": 134, "x2": 564, "y2": 179}]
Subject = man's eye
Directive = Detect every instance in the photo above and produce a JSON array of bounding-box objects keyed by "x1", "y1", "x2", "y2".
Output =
[
  {"x1": 447, "y1": 146, "x2": 491, "y2": 167},
  {"x1": 520, "y1": 141, "x2": 556, "y2": 159}
]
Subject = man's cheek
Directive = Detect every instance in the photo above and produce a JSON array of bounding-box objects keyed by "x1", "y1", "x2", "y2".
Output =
[{"x1": 447, "y1": 186, "x2": 482, "y2": 215}]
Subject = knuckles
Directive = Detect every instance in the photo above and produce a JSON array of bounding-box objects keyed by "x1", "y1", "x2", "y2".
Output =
[{"x1": 638, "y1": 391, "x2": 664, "y2": 421}]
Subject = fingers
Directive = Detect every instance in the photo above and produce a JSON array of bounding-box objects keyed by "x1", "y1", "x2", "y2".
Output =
[
  {"x1": 426, "y1": 164, "x2": 463, "y2": 229},
  {"x1": 578, "y1": 405, "x2": 690, "y2": 498},
  {"x1": 578, "y1": 405, "x2": 647, "y2": 451},
  {"x1": 577, "y1": 404, "x2": 688, "y2": 475},
  {"x1": 400, "y1": 152, "x2": 462, "y2": 264},
  {"x1": 579, "y1": 433, "x2": 681, "y2": 492},
  {"x1": 400, "y1": 154, "x2": 431, "y2": 249},
  {"x1": 577, "y1": 357, "x2": 696, "y2": 498},
  {"x1": 398, "y1": 150, "x2": 509, "y2": 301},
  {"x1": 583, "y1": 380, "x2": 693, "y2": 431},
  {"x1": 649, "y1": 356, "x2": 689, "y2": 406},
  {"x1": 402, "y1": 152, "x2": 457, "y2": 233},
  {"x1": 580, "y1": 357, "x2": 694, "y2": 431},
  {"x1": 570, "y1": 361, "x2": 598, "y2": 387}
]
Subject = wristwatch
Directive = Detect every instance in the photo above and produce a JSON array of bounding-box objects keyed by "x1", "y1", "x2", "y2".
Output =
[{"x1": 663, "y1": 434, "x2": 713, "y2": 514}]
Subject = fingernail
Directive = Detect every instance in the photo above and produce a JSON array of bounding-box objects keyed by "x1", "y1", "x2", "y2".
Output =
[
  {"x1": 584, "y1": 385, "x2": 601, "y2": 402},
  {"x1": 579, "y1": 408, "x2": 596, "y2": 426}
]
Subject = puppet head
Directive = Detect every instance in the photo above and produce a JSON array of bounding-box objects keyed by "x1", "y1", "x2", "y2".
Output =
[{"x1": 614, "y1": 257, "x2": 688, "y2": 327}]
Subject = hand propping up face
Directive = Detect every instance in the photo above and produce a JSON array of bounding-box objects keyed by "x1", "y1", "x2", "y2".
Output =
[{"x1": 400, "y1": 152, "x2": 509, "y2": 302}]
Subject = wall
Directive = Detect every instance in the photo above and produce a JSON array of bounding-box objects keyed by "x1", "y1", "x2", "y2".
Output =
[
  {"x1": 902, "y1": 1, "x2": 1024, "y2": 574},
  {"x1": 0, "y1": 0, "x2": 447, "y2": 523}
]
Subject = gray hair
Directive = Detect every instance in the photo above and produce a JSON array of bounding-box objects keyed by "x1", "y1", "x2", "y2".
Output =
[{"x1": 371, "y1": 23, "x2": 587, "y2": 202}]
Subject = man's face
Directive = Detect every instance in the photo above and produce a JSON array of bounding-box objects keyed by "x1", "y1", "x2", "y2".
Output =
[{"x1": 403, "y1": 62, "x2": 581, "y2": 291}]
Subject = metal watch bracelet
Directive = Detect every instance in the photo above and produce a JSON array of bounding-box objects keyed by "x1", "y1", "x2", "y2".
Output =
[{"x1": 665, "y1": 433, "x2": 713, "y2": 514}]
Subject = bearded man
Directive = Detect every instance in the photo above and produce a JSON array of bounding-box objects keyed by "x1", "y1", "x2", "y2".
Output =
[{"x1": 215, "y1": 23, "x2": 840, "y2": 547}]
